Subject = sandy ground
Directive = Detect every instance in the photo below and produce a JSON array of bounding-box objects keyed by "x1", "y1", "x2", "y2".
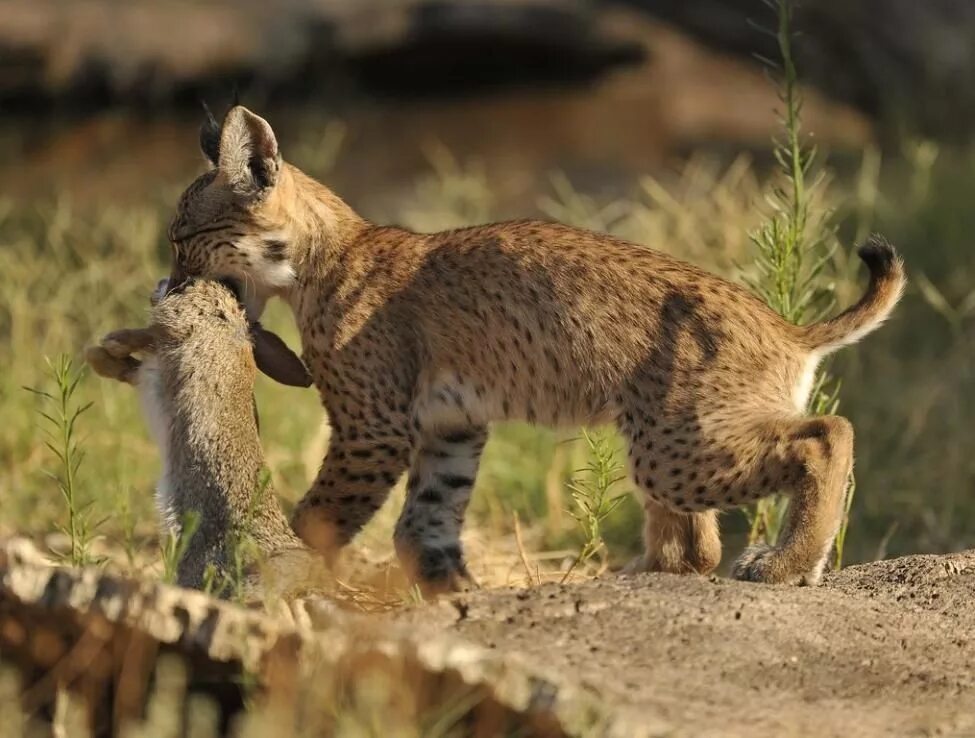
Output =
[{"x1": 397, "y1": 551, "x2": 975, "y2": 737}]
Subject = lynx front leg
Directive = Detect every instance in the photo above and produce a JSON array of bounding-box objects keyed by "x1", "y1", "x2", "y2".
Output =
[
  {"x1": 394, "y1": 427, "x2": 487, "y2": 594},
  {"x1": 292, "y1": 426, "x2": 412, "y2": 558}
]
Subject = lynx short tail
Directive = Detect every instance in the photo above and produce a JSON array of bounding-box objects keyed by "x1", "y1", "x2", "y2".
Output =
[{"x1": 799, "y1": 235, "x2": 906, "y2": 354}]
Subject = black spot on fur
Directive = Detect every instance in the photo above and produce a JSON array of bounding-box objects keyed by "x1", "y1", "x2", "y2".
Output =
[
  {"x1": 264, "y1": 239, "x2": 288, "y2": 262},
  {"x1": 442, "y1": 429, "x2": 476, "y2": 444},
  {"x1": 417, "y1": 488, "x2": 444, "y2": 505},
  {"x1": 438, "y1": 474, "x2": 474, "y2": 489}
]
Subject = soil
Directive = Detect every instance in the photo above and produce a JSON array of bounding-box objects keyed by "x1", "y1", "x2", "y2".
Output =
[{"x1": 398, "y1": 551, "x2": 975, "y2": 737}]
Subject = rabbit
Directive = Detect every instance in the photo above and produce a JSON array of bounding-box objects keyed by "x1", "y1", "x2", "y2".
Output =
[{"x1": 86, "y1": 277, "x2": 327, "y2": 600}]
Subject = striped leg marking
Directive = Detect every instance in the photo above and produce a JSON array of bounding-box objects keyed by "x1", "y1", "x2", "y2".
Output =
[{"x1": 394, "y1": 427, "x2": 487, "y2": 593}]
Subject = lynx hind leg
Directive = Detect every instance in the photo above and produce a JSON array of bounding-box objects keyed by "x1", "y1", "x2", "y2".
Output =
[
  {"x1": 733, "y1": 415, "x2": 854, "y2": 586},
  {"x1": 625, "y1": 498, "x2": 722, "y2": 576},
  {"x1": 394, "y1": 427, "x2": 488, "y2": 595},
  {"x1": 620, "y1": 409, "x2": 721, "y2": 576}
]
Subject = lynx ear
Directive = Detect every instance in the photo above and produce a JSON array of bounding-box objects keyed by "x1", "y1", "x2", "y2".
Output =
[
  {"x1": 199, "y1": 101, "x2": 221, "y2": 167},
  {"x1": 251, "y1": 324, "x2": 312, "y2": 388},
  {"x1": 219, "y1": 106, "x2": 281, "y2": 195}
]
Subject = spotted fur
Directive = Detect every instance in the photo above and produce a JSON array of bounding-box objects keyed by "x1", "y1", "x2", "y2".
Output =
[{"x1": 167, "y1": 106, "x2": 906, "y2": 592}]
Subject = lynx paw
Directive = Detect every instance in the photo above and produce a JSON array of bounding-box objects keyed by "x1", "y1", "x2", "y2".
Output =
[
  {"x1": 620, "y1": 548, "x2": 719, "y2": 576},
  {"x1": 732, "y1": 544, "x2": 819, "y2": 585},
  {"x1": 410, "y1": 545, "x2": 479, "y2": 597}
]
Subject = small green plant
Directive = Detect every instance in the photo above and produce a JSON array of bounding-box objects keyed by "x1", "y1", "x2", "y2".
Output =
[
  {"x1": 561, "y1": 430, "x2": 627, "y2": 582},
  {"x1": 202, "y1": 563, "x2": 221, "y2": 597},
  {"x1": 161, "y1": 510, "x2": 201, "y2": 585},
  {"x1": 744, "y1": 0, "x2": 853, "y2": 565},
  {"x1": 24, "y1": 354, "x2": 104, "y2": 567},
  {"x1": 221, "y1": 530, "x2": 261, "y2": 604},
  {"x1": 747, "y1": 1, "x2": 834, "y2": 324}
]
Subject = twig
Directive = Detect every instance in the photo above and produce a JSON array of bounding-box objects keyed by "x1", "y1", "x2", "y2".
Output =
[{"x1": 512, "y1": 513, "x2": 537, "y2": 587}]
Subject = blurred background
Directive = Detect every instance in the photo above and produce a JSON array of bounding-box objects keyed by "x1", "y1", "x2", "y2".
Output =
[{"x1": 1, "y1": 0, "x2": 974, "y2": 575}]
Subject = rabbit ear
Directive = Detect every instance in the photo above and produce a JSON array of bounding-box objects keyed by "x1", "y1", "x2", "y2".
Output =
[{"x1": 251, "y1": 324, "x2": 312, "y2": 388}]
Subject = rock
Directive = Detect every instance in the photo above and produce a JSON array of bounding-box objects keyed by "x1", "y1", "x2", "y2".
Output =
[
  {"x1": 0, "y1": 537, "x2": 645, "y2": 737},
  {"x1": 626, "y1": 0, "x2": 975, "y2": 140},
  {"x1": 0, "y1": 0, "x2": 641, "y2": 103},
  {"x1": 6, "y1": 534, "x2": 974, "y2": 737}
]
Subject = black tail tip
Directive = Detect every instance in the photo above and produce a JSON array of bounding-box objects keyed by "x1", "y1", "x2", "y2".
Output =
[{"x1": 857, "y1": 234, "x2": 899, "y2": 273}]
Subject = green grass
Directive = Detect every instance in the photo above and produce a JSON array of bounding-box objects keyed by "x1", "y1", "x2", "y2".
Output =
[
  {"x1": 161, "y1": 510, "x2": 199, "y2": 585},
  {"x1": 830, "y1": 142, "x2": 975, "y2": 560}
]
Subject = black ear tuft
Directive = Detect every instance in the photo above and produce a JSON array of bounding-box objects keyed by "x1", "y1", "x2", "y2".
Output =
[
  {"x1": 199, "y1": 100, "x2": 221, "y2": 165},
  {"x1": 232, "y1": 85, "x2": 241, "y2": 108}
]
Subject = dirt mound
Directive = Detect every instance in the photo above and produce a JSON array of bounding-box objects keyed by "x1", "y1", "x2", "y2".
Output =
[
  {"x1": 828, "y1": 550, "x2": 975, "y2": 618},
  {"x1": 4, "y1": 537, "x2": 973, "y2": 737},
  {"x1": 400, "y1": 551, "x2": 975, "y2": 737}
]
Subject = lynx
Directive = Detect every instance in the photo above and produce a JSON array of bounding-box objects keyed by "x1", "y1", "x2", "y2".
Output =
[{"x1": 166, "y1": 105, "x2": 905, "y2": 592}]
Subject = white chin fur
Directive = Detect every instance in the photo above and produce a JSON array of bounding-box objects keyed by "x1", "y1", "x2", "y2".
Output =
[
  {"x1": 235, "y1": 234, "x2": 297, "y2": 315},
  {"x1": 223, "y1": 236, "x2": 296, "y2": 320},
  {"x1": 259, "y1": 259, "x2": 297, "y2": 290},
  {"x1": 239, "y1": 262, "x2": 295, "y2": 320}
]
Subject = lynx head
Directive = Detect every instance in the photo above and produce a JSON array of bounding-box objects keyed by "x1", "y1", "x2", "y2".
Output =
[{"x1": 167, "y1": 105, "x2": 295, "y2": 320}]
